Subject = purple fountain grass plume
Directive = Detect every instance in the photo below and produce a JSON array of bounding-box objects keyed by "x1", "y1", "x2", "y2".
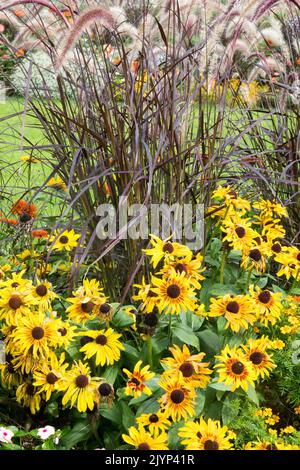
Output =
[
  {"x1": 55, "y1": 5, "x2": 119, "y2": 71},
  {"x1": 253, "y1": 0, "x2": 300, "y2": 20},
  {"x1": 0, "y1": 0, "x2": 71, "y2": 26}
]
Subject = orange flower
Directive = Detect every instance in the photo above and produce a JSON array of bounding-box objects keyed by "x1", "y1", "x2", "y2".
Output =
[
  {"x1": 293, "y1": 296, "x2": 300, "y2": 303},
  {"x1": 16, "y1": 48, "x2": 25, "y2": 58},
  {"x1": 0, "y1": 217, "x2": 18, "y2": 226},
  {"x1": 12, "y1": 200, "x2": 37, "y2": 219},
  {"x1": 14, "y1": 9, "x2": 25, "y2": 18},
  {"x1": 296, "y1": 58, "x2": 300, "y2": 66},
  {"x1": 32, "y1": 230, "x2": 48, "y2": 239}
]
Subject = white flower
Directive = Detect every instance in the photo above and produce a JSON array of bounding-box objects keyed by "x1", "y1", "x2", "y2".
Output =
[
  {"x1": 0, "y1": 427, "x2": 14, "y2": 443},
  {"x1": 37, "y1": 425, "x2": 56, "y2": 440}
]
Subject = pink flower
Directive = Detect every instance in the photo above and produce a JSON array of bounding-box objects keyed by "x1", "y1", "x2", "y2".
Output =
[
  {"x1": 37, "y1": 425, "x2": 55, "y2": 440},
  {"x1": 0, "y1": 427, "x2": 14, "y2": 444}
]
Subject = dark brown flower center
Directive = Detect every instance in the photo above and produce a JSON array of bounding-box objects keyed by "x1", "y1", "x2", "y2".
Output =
[
  {"x1": 235, "y1": 226, "x2": 246, "y2": 238},
  {"x1": 80, "y1": 335, "x2": 93, "y2": 346},
  {"x1": 20, "y1": 213, "x2": 32, "y2": 223},
  {"x1": 149, "y1": 413, "x2": 159, "y2": 423},
  {"x1": 249, "y1": 248, "x2": 262, "y2": 261},
  {"x1": 204, "y1": 439, "x2": 219, "y2": 450},
  {"x1": 297, "y1": 253, "x2": 300, "y2": 262},
  {"x1": 11, "y1": 282, "x2": 19, "y2": 288},
  {"x1": 266, "y1": 444, "x2": 278, "y2": 450},
  {"x1": 75, "y1": 374, "x2": 89, "y2": 388},
  {"x1": 31, "y1": 326, "x2": 45, "y2": 340},
  {"x1": 174, "y1": 263, "x2": 187, "y2": 274},
  {"x1": 271, "y1": 243, "x2": 281, "y2": 253},
  {"x1": 226, "y1": 301, "x2": 240, "y2": 314},
  {"x1": 170, "y1": 389, "x2": 185, "y2": 404},
  {"x1": 58, "y1": 327, "x2": 67, "y2": 336},
  {"x1": 26, "y1": 384, "x2": 35, "y2": 396},
  {"x1": 250, "y1": 351, "x2": 264, "y2": 365},
  {"x1": 81, "y1": 301, "x2": 94, "y2": 313},
  {"x1": 143, "y1": 313, "x2": 158, "y2": 327},
  {"x1": 36, "y1": 284, "x2": 48, "y2": 297},
  {"x1": 147, "y1": 289, "x2": 158, "y2": 298},
  {"x1": 130, "y1": 377, "x2": 140, "y2": 386},
  {"x1": 179, "y1": 362, "x2": 194, "y2": 377},
  {"x1": 46, "y1": 372, "x2": 58, "y2": 384},
  {"x1": 98, "y1": 383, "x2": 112, "y2": 396},
  {"x1": 99, "y1": 303, "x2": 111, "y2": 314},
  {"x1": 231, "y1": 361, "x2": 244, "y2": 375},
  {"x1": 95, "y1": 334, "x2": 107, "y2": 345},
  {"x1": 9, "y1": 295, "x2": 22, "y2": 310},
  {"x1": 254, "y1": 236, "x2": 262, "y2": 245},
  {"x1": 258, "y1": 290, "x2": 271, "y2": 304},
  {"x1": 167, "y1": 284, "x2": 181, "y2": 298},
  {"x1": 59, "y1": 235, "x2": 69, "y2": 244},
  {"x1": 163, "y1": 242, "x2": 174, "y2": 254},
  {"x1": 138, "y1": 443, "x2": 150, "y2": 450}
]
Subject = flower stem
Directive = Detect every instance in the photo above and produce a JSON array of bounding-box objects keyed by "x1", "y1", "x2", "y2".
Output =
[
  {"x1": 220, "y1": 250, "x2": 228, "y2": 284},
  {"x1": 147, "y1": 335, "x2": 153, "y2": 369}
]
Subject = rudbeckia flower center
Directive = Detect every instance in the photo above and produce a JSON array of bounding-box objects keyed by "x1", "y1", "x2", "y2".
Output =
[
  {"x1": 249, "y1": 351, "x2": 264, "y2": 365},
  {"x1": 26, "y1": 384, "x2": 35, "y2": 396},
  {"x1": 204, "y1": 439, "x2": 219, "y2": 450},
  {"x1": 167, "y1": 284, "x2": 181, "y2": 298},
  {"x1": 59, "y1": 235, "x2": 69, "y2": 244},
  {"x1": 99, "y1": 303, "x2": 110, "y2": 314},
  {"x1": 297, "y1": 253, "x2": 300, "y2": 262},
  {"x1": 58, "y1": 327, "x2": 67, "y2": 336},
  {"x1": 163, "y1": 242, "x2": 174, "y2": 253},
  {"x1": 254, "y1": 236, "x2": 262, "y2": 245},
  {"x1": 249, "y1": 248, "x2": 262, "y2": 261},
  {"x1": 258, "y1": 290, "x2": 271, "y2": 304},
  {"x1": 96, "y1": 334, "x2": 108, "y2": 345},
  {"x1": 80, "y1": 335, "x2": 93, "y2": 346},
  {"x1": 20, "y1": 213, "x2": 32, "y2": 223},
  {"x1": 81, "y1": 301, "x2": 94, "y2": 313},
  {"x1": 98, "y1": 383, "x2": 112, "y2": 396},
  {"x1": 266, "y1": 444, "x2": 278, "y2": 450},
  {"x1": 179, "y1": 361, "x2": 194, "y2": 377},
  {"x1": 143, "y1": 313, "x2": 158, "y2": 326},
  {"x1": 46, "y1": 372, "x2": 58, "y2": 384},
  {"x1": 235, "y1": 226, "x2": 246, "y2": 238},
  {"x1": 130, "y1": 377, "x2": 140, "y2": 386},
  {"x1": 149, "y1": 414, "x2": 159, "y2": 423},
  {"x1": 36, "y1": 284, "x2": 48, "y2": 297},
  {"x1": 75, "y1": 374, "x2": 89, "y2": 388},
  {"x1": 271, "y1": 243, "x2": 281, "y2": 253},
  {"x1": 11, "y1": 282, "x2": 19, "y2": 288},
  {"x1": 226, "y1": 301, "x2": 239, "y2": 314},
  {"x1": 174, "y1": 263, "x2": 187, "y2": 274},
  {"x1": 231, "y1": 361, "x2": 244, "y2": 375},
  {"x1": 170, "y1": 389, "x2": 185, "y2": 404},
  {"x1": 8, "y1": 295, "x2": 22, "y2": 310},
  {"x1": 138, "y1": 442, "x2": 151, "y2": 450},
  {"x1": 31, "y1": 326, "x2": 45, "y2": 340}
]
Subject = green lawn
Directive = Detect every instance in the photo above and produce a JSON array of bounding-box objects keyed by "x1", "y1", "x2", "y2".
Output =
[{"x1": 0, "y1": 97, "x2": 60, "y2": 216}]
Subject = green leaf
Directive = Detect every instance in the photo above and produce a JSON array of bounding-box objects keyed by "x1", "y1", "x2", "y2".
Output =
[
  {"x1": 209, "y1": 381, "x2": 232, "y2": 391},
  {"x1": 209, "y1": 284, "x2": 239, "y2": 297},
  {"x1": 195, "y1": 389, "x2": 206, "y2": 415},
  {"x1": 173, "y1": 324, "x2": 199, "y2": 349},
  {"x1": 100, "y1": 402, "x2": 122, "y2": 424},
  {"x1": 102, "y1": 364, "x2": 120, "y2": 385},
  {"x1": 257, "y1": 277, "x2": 268, "y2": 288},
  {"x1": 112, "y1": 308, "x2": 135, "y2": 328},
  {"x1": 198, "y1": 329, "x2": 220, "y2": 354},
  {"x1": 246, "y1": 384, "x2": 259, "y2": 405},
  {"x1": 136, "y1": 394, "x2": 162, "y2": 416},
  {"x1": 120, "y1": 402, "x2": 136, "y2": 429},
  {"x1": 60, "y1": 421, "x2": 91, "y2": 449},
  {"x1": 222, "y1": 396, "x2": 241, "y2": 425}
]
